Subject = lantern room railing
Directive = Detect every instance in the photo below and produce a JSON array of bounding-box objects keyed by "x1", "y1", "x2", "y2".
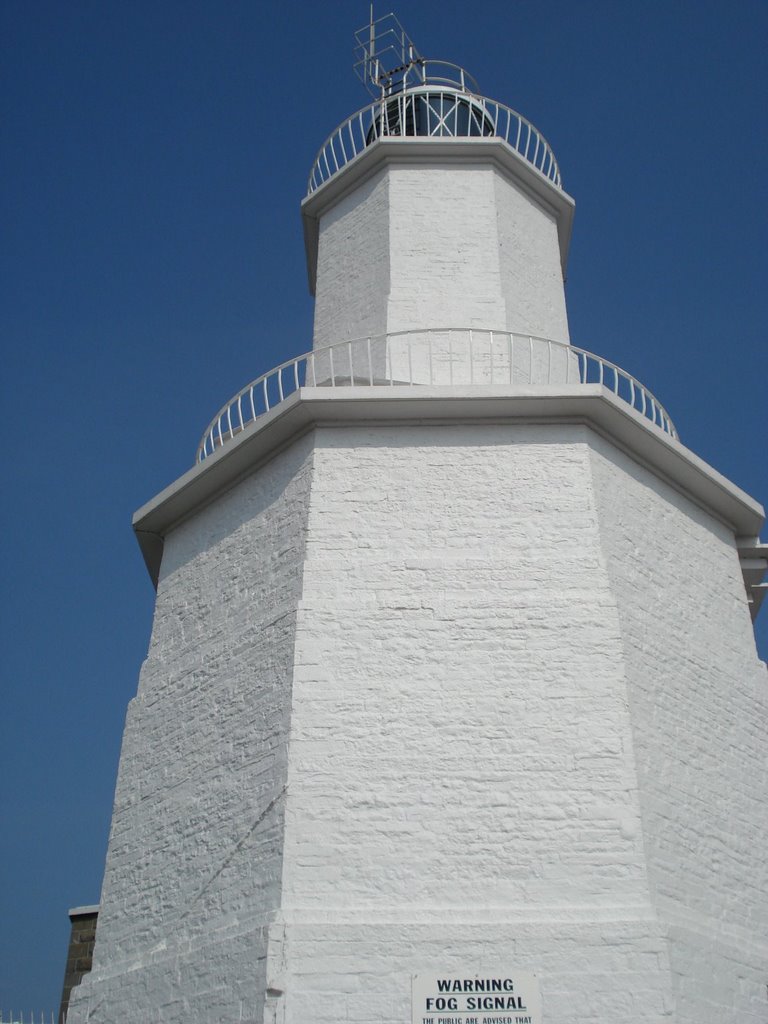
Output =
[
  {"x1": 196, "y1": 329, "x2": 676, "y2": 463},
  {"x1": 307, "y1": 89, "x2": 562, "y2": 195}
]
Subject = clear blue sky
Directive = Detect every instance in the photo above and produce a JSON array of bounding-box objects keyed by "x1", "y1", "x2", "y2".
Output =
[{"x1": 1, "y1": 0, "x2": 766, "y2": 1012}]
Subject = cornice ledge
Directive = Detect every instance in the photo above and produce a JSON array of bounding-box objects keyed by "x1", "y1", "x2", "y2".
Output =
[{"x1": 133, "y1": 385, "x2": 764, "y2": 586}]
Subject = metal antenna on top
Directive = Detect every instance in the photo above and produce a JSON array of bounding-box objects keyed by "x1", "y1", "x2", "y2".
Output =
[{"x1": 353, "y1": 8, "x2": 425, "y2": 97}]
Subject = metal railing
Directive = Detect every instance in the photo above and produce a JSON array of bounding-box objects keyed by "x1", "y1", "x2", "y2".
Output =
[
  {"x1": 307, "y1": 89, "x2": 562, "y2": 194},
  {"x1": 0, "y1": 1013, "x2": 58, "y2": 1023},
  {"x1": 196, "y1": 329, "x2": 676, "y2": 462}
]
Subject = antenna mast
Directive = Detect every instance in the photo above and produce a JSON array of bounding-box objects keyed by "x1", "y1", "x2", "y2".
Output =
[{"x1": 353, "y1": 10, "x2": 425, "y2": 97}]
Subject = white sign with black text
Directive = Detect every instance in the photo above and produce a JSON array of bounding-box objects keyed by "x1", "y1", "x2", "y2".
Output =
[{"x1": 412, "y1": 971, "x2": 541, "y2": 1024}]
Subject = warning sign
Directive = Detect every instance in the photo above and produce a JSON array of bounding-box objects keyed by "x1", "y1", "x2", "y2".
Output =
[{"x1": 412, "y1": 971, "x2": 541, "y2": 1024}]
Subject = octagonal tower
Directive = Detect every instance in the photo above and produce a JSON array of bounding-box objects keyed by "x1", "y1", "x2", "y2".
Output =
[{"x1": 68, "y1": 15, "x2": 767, "y2": 1024}]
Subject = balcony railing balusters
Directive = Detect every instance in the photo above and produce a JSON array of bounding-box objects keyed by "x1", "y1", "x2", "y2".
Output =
[
  {"x1": 307, "y1": 90, "x2": 562, "y2": 194},
  {"x1": 197, "y1": 329, "x2": 676, "y2": 462}
]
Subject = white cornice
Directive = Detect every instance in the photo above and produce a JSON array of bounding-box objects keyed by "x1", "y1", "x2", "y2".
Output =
[{"x1": 133, "y1": 385, "x2": 764, "y2": 587}]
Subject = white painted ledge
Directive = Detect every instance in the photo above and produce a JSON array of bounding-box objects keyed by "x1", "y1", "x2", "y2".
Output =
[
  {"x1": 133, "y1": 384, "x2": 764, "y2": 587},
  {"x1": 737, "y1": 539, "x2": 768, "y2": 619}
]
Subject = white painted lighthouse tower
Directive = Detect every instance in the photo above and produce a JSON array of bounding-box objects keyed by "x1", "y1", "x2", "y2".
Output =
[{"x1": 68, "y1": 16, "x2": 768, "y2": 1024}]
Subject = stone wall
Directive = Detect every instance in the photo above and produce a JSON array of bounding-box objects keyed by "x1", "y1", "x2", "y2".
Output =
[
  {"x1": 277, "y1": 422, "x2": 674, "y2": 1023},
  {"x1": 312, "y1": 170, "x2": 391, "y2": 352},
  {"x1": 589, "y1": 436, "x2": 768, "y2": 1023},
  {"x1": 312, "y1": 161, "x2": 569, "y2": 354},
  {"x1": 66, "y1": 435, "x2": 315, "y2": 1023},
  {"x1": 58, "y1": 907, "x2": 98, "y2": 1023},
  {"x1": 68, "y1": 419, "x2": 766, "y2": 1023}
]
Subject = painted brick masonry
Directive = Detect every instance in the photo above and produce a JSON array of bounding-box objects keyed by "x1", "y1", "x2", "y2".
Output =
[
  {"x1": 67, "y1": 435, "x2": 315, "y2": 1023},
  {"x1": 312, "y1": 163, "x2": 569, "y2": 353},
  {"x1": 69, "y1": 421, "x2": 766, "y2": 1022},
  {"x1": 279, "y1": 423, "x2": 674, "y2": 1023},
  {"x1": 589, "y1": 437, "x2": 768, "y2": 1022}
]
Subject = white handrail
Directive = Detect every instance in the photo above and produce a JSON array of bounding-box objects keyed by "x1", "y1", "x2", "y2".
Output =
[
  {"x1": 307, "y1": 89, "x2": 562, "y2": 195},
  {"x1": 196, "y1": 329, "x2": 677, "y2": 463},
  {"x1": 0, "y1": 1014, "x2": 58, "y2": 1023}
]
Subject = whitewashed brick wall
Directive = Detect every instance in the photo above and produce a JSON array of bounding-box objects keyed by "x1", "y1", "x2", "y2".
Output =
[
  {"x1": 589, "y1": 437, "x2": 768, "y2": 1024},
  {"x1": 312, "y1": 162, "x2": 569, "y2": 353},
  {"x1": 278, "y1": 423, "x2": 674, "y2": 1023},
  {"x1": 312, "y1": 171, "x2": 391, "y2": 352},
  {"x1": 385, "y1": 166, "x2": 509, "y2": 333},
  {"x1": 71, "y1": 420, "x2": 766, "y2": 1023},
  {"x1": 67, "y1": 435, "x2": 316, "y2": 1024},
  {"x1": 493, "y1": 170, "x2": 569, "y2": 342}
]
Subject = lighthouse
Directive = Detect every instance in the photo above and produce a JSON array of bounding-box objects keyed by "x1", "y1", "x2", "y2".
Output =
[{"x1": 66, "y1": 15, "x2": 767, "y2": 1024}]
